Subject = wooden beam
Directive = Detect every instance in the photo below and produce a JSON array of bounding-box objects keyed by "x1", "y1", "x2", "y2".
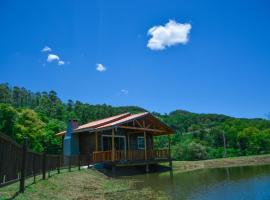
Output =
[
  {"x1": 119, "y1": 125, "x2": 167, "y2": 133},
  {"x1": 145, "y1": 124, "x2": 152, "y2": 129},
  {"x1": 127, "y1": 135, "x2": 130, "y2": 160},
  {"x1": 112, "y1": 128, "x2": 115, "y2": 161},
  {"x1": 134, "y1": 120, "x2": 143, "y2": 128},
  {"x1": 95, "y1": 131, "x2": 98, "y2": 151}
]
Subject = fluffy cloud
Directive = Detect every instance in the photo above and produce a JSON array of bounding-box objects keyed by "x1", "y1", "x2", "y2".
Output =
[
  {"x1": 58, "y1": 60, "x2": 65, "y2": 66},
  {"x1": 41, "y1": 46, "x2": 52, "y2": 53},
  {"x1": 96, "y1": 63, "x2": 106, "y2": 72},
  {"x1": 42, "y1": 48, "x2": 66, "y2": 66},
  {"x1": 147, "y1": 20, "x2": 191, "y2": 50},
  {"x1": 121, "y1": 89, "x2": 128, "y2": 95},
  {"x1": 47, "y1": 54, "x2": 60, "y2": 62}
]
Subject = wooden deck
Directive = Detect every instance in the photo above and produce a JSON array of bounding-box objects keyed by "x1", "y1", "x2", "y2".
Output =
[{"x1": 92, "y1": 149, "x2": 170, "y2": 166}]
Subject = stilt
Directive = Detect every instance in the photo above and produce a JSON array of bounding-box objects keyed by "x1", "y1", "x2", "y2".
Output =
[
  {"x1": 169, "y1": 160, "x2": 173, "y2": 170},
  {"x1": 146, "y1": 164, "x2": 149, "y2": 173},
  {"x1": 112, "y1": 165, "x2": 116, "y2": 176}
]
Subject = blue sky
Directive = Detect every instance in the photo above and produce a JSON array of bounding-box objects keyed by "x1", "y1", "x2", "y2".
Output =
[{"x1": 0, "y1": 0, "x2": 270, "y2": 118}]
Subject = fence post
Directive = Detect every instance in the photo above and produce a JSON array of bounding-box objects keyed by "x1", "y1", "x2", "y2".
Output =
[
  {"x1": 42, "y1": 151, "x2": 46, "y2": 180},
  {"x1": 57, "y1": 155, "x2": 61, "y2": 174},
  {"x1": 19, "y1": 137, "x2": 28, "y2": 193},
  {"x1": 68, "y1": 156, "x2": 71, "y2": 172},
  {"x1": 78, "y1": 155, "x2": 81, "y2": 171},
  {"x1": 33, "y1": 154, "x2": 36, "y2": 183}
]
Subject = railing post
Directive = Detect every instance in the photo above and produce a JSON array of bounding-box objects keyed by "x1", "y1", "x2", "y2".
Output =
[
  {"x1": 19, "y1": 137, "x2": 28, "y2": 193},
  {"x1": 33, "y1": 154, "x2": 36, "y2": 183},
  {"x1": 42, "y1": 150, "x2": 46, "y2": 180},
  {"x1": 112, "y1": 129, "x2": 115, "y2": 161}
]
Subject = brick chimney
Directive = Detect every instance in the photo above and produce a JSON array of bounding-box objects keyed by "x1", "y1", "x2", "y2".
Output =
[{"x1": 69, "y1": 119, "x2": 79, "y2": 130}]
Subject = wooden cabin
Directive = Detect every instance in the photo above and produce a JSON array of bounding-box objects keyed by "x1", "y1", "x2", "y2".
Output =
[{"x1": 56, "y1": 112, "x2": 174, "y2": 172}]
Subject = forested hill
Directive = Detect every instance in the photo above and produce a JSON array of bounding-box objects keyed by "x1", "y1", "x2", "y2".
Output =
[{"x1": 1, "y1": 83, "x2": 270, "y2": 160}]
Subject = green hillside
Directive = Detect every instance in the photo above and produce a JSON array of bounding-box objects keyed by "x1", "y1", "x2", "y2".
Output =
[{"x1": 1, "y1": 83, "x2": 270, "y2": 160}]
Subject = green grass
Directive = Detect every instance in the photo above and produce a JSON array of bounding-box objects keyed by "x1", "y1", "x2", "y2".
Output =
[{"x1": 0, "y1": 168, "x2": 167, "y2": 200}]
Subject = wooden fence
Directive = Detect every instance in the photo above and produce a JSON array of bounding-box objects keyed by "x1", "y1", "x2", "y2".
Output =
[{"x1": 0, "y1": 133, "x2": 92, "y2": 193}]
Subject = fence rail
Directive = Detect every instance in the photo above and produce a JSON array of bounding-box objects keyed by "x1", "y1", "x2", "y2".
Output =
[{"x1": 0, "y1": 133, "x2": 92, "y2": 192}]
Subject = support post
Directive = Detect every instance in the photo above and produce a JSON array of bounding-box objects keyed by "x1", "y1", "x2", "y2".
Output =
[
  {"x1": 19, "y1": 138, "x2": 27, "y2": 193},
  {"x1": 127, "y1": 134, "x2": 130, "y2": 160},
  {"x1": 112, "y1": 165, "x2": 116, "y2": 177},
  {"x1": 42, "y1": 150, "x2": 46, "y2": 180},
  {"x1": 87, "y1": 155, "x2": 90, "y2": 169},
  {"x1": 168, "y1": 135, "x2": 172, "y2": 170},
  {"x1": 146, "y1": 164, "x2": 149, "y2": 173},
  {"x1": 95, "y1": 131, "x2": 98, "y2": 151},
  {"x1": 112, "y1": 128, "x2": 115, "y2": 161},
  {"x1": 143, "y1": 121, "x2": 147, "y2": 160}
]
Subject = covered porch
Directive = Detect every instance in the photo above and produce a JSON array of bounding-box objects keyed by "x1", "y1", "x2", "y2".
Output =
[
  {"x1": 56, "y1": 112, "x2": 174, "y2": 171},
  {"x1": 91, "y1": 115, "x2": 173, "y2": 166}
]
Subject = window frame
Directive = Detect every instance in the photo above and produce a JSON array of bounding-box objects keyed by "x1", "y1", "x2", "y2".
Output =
[{"x1": 137, "y1": 136, "x2": 145, "y2": 150}]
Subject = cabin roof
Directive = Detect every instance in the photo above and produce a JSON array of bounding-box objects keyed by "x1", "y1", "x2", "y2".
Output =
[{"x1": 56, "y1": 112, "x2": 174, "y2": 137}]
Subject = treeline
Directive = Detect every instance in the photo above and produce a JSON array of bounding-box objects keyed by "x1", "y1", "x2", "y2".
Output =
[
  {"x1": 156, "y1": 110, "x2": 270, "y2": 160},
  {"x1": 0, "y1": 83, "x2": 144, "y2": 153},
  {"x1": 0, "y1": 83, "x2": 270, "y2": 160}
]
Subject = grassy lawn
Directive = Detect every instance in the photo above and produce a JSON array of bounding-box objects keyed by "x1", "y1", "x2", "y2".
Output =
[{"x1": 0, "y1": 168, "x2": 167, "y2": 200}]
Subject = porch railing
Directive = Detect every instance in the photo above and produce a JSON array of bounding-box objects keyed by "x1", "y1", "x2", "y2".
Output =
[{"x1": 92, "y1": 149, "x2": 170, "y2": 163}]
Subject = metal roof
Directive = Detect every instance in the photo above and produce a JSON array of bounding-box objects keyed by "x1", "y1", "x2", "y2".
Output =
[{"x1": 56, "y1": 112, "x2": 174, "y2": 136}]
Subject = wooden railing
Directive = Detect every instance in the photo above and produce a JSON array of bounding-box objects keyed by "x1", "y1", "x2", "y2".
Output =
[
  {"x1": 92, "y1": 151, "x2": 112, "y2": 163},
  {"x1": 92, "y1": 149, "x2": 169, "y2": 163}
]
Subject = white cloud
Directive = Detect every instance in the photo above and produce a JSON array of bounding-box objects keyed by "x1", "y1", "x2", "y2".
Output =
[
  {"x1": 121, "y1": 89, "x2": 129, "y2": 95},
  {"x1": 41, "y1": 46, "x2": 52, "y2": 53},
  {"x1": 58, "y1": 60, "x2": 65, "y2": 66},
  {"x1": 147, "y1": 20, "x2": 191, "y2": 50},
  {"x1": 96, "y1": 63, "x2": 106, "y2": 72},
  {"x1": 47, "y1": 54, "x2": 60, "y2": 63}
]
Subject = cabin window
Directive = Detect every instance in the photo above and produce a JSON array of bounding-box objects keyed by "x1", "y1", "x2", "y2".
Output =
[{"x1": 137, "y1": 136, "x2": 145, "y2": 149}]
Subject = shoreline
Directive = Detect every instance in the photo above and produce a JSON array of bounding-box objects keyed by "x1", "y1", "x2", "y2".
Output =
[{"x1": 171, "y1": 154, "x2": 270, "y2": 173}]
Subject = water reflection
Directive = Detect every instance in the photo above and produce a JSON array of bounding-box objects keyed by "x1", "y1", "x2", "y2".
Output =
[{"x1": 125, "y1": 165, "x2": 270, "y2": 200}]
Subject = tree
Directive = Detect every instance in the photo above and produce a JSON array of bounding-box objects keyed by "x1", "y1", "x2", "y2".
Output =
[
  {"x1": 14, "y1": 109, "x2": 45, "y2": 152},
  {"x1": 238, "y1": 127, "x2": 260, "y2": 155},
  {"x1": 0, "y1": 104, "x2": 18, "y2": 138}
]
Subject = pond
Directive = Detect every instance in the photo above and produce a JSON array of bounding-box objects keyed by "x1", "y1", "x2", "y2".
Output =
[{"x1": 125, "y1": 165, "x2": 270, "y2": 200}]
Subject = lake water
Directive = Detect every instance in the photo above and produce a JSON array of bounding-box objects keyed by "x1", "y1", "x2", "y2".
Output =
[{"x1": 125, "y1": 165, "x2": 270, "y2": 200}]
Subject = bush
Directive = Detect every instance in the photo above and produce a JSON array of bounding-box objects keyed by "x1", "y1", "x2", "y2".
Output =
[
  {"x1": 187, "y1": 142, "x2": 208, "y2": 160},
  {"x1": 171, "y1": 144, "x2": 184, "y2": 160}
]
